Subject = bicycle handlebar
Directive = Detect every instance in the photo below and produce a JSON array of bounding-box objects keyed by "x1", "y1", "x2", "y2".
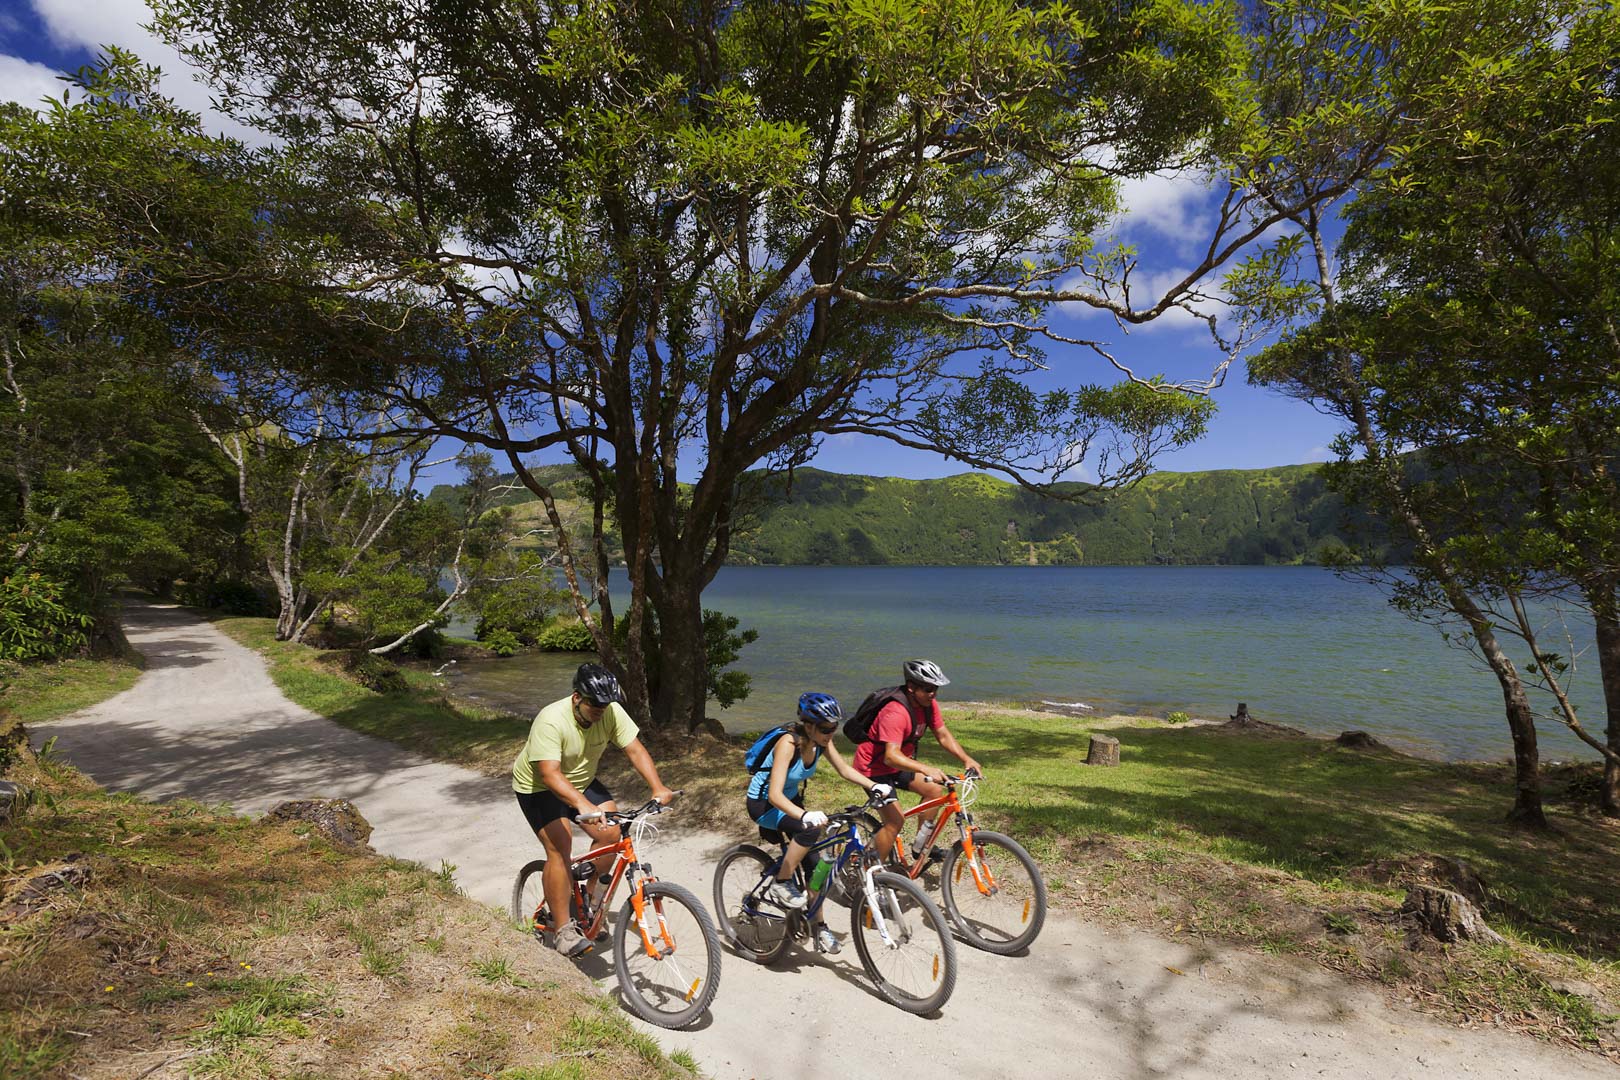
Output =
[{"x1": 577, "y1": 790, "x2": 683, "y2": 825}]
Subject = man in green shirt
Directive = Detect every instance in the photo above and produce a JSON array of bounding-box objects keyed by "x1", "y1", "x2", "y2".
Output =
[{"x1": 512, "y1": 663, "x2": 674, "y2": 957}]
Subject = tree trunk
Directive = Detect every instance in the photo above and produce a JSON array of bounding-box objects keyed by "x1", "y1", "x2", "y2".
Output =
[
  {"x1": 1591, "y1": 596, "x2": 1620, "y2": 816},
  {"x1": 270, "y1": 558, "x2": 298, "y2": 640},
  {"x1": 651, "y1": 579, "x2": 709, "y2": 733},
  {"x1": 1474, "y1": 624, "x2": 1547, "y2": 829}
]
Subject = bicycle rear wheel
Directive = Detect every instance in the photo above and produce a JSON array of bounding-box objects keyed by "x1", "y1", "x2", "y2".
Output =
[
  {"x1": 511, "y1": 859, "x2": 549, "y2": 933},
  {"x1": 940, "y1": 830, "x2": 1048, "y2": 955},
  {"x1": 711, "y1": 844, "x2": 792, "y2": 965},
  {"x1": 850, "y1": 870, "x2": 957, "y2": 1014},
  {"x1": 613, "y1": 880, "x2": 722, "y2": 1029}
]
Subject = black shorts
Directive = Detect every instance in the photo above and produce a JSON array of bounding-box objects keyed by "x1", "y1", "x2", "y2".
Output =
[
  {"x1": 515, "y1": 780, "x2": 614, "y2": 833},
  {"x1": 746, "y1": 796, "x2": 823, "y2": 847},
  {"x1": 867, "y1": 770, "x2": 918, "y2": 793}
]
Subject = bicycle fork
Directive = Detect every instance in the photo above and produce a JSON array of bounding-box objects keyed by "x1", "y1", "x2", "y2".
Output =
[
  {"x1": 954, "y1": 826, "x2": 1000, "y2": 898},
  {"x1": 628, "y1": 878, "x2": 675, "y2": 958},
  {"x1": 859, "y1": 868, "x2": 906, "y2": 949},
  {"x1": 628, "y1": 877, "x2": 707, "y2": 1005}
]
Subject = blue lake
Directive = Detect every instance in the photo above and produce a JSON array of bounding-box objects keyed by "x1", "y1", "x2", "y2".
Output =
[{"x1": 447, "y1": 565, "x2": 1602, "y2": 761}]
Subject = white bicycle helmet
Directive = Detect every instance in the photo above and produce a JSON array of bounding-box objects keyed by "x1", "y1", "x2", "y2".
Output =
[{"x1": 902, "y1": 658, "x2": 950, "y2": 688}]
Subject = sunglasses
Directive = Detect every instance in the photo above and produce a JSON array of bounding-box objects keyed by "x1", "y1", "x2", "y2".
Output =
[{"x1": 814, "y1": 721, "x2": 839, "y2": 734}]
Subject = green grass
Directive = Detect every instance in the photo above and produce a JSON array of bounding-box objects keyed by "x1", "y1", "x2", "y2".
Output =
[
  {"x1": 191, "y1": 977, "x2": 323, "y2": 1047},
  {"x1": 947, "y1": 708, "x2": 1617, "y2": 956},
  {"x1": 1, "y1": 654, "x2": 144, "y2": 724}
]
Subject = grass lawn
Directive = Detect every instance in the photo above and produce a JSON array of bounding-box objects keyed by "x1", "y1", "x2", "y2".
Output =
[
  {"x1": 0, "y1": 655, "x2": 144, "y2": 725},
  {"x1": 939, "y1": 707, "x2": 1619, "y2": 1056},
  {"x1": 0, "y1": 722, "x2": 694, "y2": 1080},
  {"x1": 949, "y1": 708, "x2": 1617, "y2": 955}
]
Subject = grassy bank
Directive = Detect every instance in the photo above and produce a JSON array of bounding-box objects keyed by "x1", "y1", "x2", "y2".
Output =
[
  {"x1": 942, "y1": 707, "x2": 1619, "y2": 1056},
  {"x1": 0, "y1": 722, "x2": 696, "y2": 1080},
  {"x1": 0, "y1": 655, "x2": 144, "y2": 725}
]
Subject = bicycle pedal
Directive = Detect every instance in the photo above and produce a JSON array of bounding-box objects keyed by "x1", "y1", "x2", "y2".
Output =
[{"x1": 927, "y1": 846, "x2": 946, "y2": 865}]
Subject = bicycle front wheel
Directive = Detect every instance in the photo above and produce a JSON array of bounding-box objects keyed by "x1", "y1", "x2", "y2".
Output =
[
  {"x1": 940, "y1": 830, "x2": 1048, "y2": 955},
  {"x1": 613, "y1": 880, "x2": 722, "y2": 1029},
  {"x1": 511, "y1": 859, "x2": 549, "y2": 933},
  {"x1": 711, "y1": 844, "x2": 792, "y2": 965},
  {"x1": 850, "y1": 870, "x2": 957, "y2": 1015}
]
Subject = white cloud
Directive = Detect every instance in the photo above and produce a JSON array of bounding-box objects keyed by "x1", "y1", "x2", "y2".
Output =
[
  {"x1": 30, "y1": 0, "x2": 268, "y2": 143},
  {"x1": 1305, "y1": 445, "x2": 1332, "y2": 462},
  {"x1": 0, "y1": 53, "x2": 62, "y2": 108},
  {"x1": 1115, "y1": 170, "x2": 1217, "y2": 244}
]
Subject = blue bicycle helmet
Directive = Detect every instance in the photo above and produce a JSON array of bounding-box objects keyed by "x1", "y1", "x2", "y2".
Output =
[{"x1": 797, "y1": 692, "x2": 843, "y2": 726}]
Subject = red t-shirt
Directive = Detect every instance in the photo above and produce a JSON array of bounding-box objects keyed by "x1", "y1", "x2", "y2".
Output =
[{"x1": 853, "y1": 698, "x2": 943, "y2": 777}]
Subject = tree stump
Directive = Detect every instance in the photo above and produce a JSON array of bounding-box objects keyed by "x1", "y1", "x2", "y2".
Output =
[
  {"x1": 1085, "y1": 734, "x2": 1121, "y2": 767},
  {"x1": 1400, "y1": 884, "x2": 1504, "y2": 945}
]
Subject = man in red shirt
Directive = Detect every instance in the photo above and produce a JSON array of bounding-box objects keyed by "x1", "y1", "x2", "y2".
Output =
[{"x1": 852, "y1": 659, "x2": 983, "y2": 863}]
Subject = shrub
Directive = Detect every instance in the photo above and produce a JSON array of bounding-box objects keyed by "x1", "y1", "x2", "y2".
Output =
[
  {"x1": 537, "y1": 620, "x2": 595, "y2": 652},
  {"x1": 483, "y1": 629, "x2": 522, "y2": 657},
  {"x1": 473, "y1": 571, "x2": 561, "y2": 646},
  {"x1": 0, "y1": 573, "x2": 92, "y2": 662},
  {"x1": 335, "y1": 652, "x2": 409, "y2": 694},
  {"x1": 1166, "y1": 710, "x2": 1191, "y2": 724}
]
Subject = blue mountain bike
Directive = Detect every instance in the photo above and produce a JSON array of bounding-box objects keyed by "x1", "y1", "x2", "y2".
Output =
[{"x1": 711, "y1": 789, "x2": 958, "y2": 1015}]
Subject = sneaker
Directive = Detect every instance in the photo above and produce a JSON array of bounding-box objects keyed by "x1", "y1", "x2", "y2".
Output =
[
  {"x1": 927, "y1": 846, "x2": 947, "y2": 865},
  {"x1": 813, "y1": 924, "x2": 841, "y2": 955},
  {"x1": 766, "y1": 878, "x2": 808, "y2": 910},
  {"x1": 553, "y1": 923, "x2": 593, "y2": 958}
]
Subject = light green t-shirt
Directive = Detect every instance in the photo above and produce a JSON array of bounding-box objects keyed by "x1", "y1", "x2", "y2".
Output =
[{"x1": 511, "y1": 696, "x2": 639, "y2": 794}]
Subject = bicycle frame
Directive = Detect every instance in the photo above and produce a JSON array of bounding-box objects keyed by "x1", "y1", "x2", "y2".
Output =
[
  {"x1": 555, "y1": 813, "x2": 676, "y2": 960},
  {"x1": 747, "y1": 808, "x2": 906, "y2": 948},
  {"x1": 889, "y1": 778, "x2": 1001, "y2": 898}
]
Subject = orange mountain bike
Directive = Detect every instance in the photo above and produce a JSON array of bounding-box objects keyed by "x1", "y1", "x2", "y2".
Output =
[
  {"x1": 511, "y1": 796, "x2": 721, "y2": 1029},
  {"x1": 877, "y1": 772, "x2": 1047, "y2": 954}
]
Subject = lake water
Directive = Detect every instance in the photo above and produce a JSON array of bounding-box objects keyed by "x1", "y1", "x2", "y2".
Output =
[{"x1": 445, "y1": 566, "x2": 1602, "y2": 761}]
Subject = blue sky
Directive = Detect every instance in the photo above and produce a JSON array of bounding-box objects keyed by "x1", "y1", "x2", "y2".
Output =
[{"x1": 0, "y1": 0, "x2": 1346, "y2": 483}]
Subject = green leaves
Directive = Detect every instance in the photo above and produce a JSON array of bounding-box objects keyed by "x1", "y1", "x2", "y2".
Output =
[{"x1": 0, "y1": 573, "x2": 93, "y2": 662}]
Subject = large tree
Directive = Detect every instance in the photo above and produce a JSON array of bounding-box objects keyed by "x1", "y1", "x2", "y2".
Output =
[
  {"x1": 153, "y1": 0, "x2": 1474, "y2": 728},
  {"x1": 1249, "y1": 0, "x2": 1619, "y2": 823}
]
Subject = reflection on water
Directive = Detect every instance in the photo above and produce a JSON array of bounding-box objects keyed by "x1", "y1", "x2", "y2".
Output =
[{"x1": 446, "y1": 566, "x2": 1602, "y2": 762}]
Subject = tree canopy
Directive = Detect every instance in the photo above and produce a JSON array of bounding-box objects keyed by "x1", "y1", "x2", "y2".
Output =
[{"x1": 1248, "y1": 0, "x2": 1620, "y2": 820}]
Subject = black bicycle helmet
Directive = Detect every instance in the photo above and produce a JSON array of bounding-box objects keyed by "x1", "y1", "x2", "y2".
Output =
[
  {"x1": 572, "y1": 662, "x2": 623, "y2": 706},
  {"x1": 902, "y1": 658, "x2": 950, "y2": 688},
  {"x1": 797, "y1": 692, "x2": 843, "y2": 726}
]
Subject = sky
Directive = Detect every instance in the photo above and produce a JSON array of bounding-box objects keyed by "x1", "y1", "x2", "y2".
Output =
[{"x1": 0, "y1": 0, "x2": 1347, "y2": 483}]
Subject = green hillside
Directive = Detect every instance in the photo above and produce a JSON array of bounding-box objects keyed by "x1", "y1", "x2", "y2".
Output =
[
  {"x1": 430, "y1": 462, "x2": 1367, "y2": 566},
  {"x1": 731, "y1": 465, "x2": 1356, "y2": 565}
]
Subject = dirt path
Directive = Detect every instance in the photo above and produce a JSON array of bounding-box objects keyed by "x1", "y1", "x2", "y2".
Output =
[{"x1": 37, "y1": 603, "x2": 1614, "y2": 1079}]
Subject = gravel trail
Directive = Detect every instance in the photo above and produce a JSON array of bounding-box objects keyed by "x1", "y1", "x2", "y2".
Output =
[{"x1": 37, "y1": 602, "x2": 1614, "y2": 1080}]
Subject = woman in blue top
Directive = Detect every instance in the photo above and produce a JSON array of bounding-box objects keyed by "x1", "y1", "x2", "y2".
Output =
[{"x1": 748, "y1": 692, "x2": 891, "y2": 954}]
